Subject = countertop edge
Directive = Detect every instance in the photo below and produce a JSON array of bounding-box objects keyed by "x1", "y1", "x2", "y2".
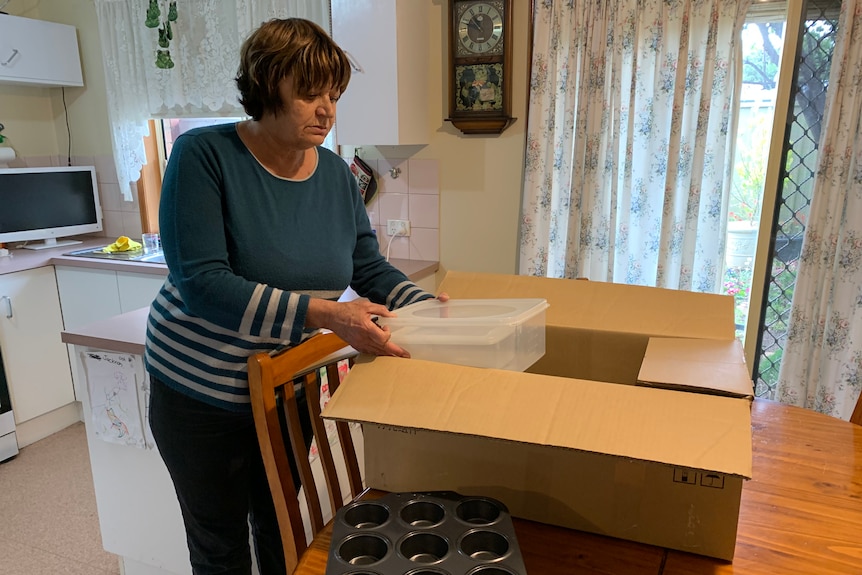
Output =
[
  {"x1": 52, "y1": 255, "x2": 169, "y2": 275},
  {"x1": 61, "y1": 259, "x2": 439, "y2": 355},
  {"x1": 2, "y1": 237, "x2": 436, "y2": 282},
  {"x1": 61, "y1": 307, "x2": 151, "y2": 353},
  {"x1": 0, "y1": 236, "x2": 169, "y2": 276}
]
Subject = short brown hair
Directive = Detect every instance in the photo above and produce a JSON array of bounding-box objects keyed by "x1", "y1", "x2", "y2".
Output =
[{"x1": 236, "y1": 18, "x2": 351, "y2": 121}]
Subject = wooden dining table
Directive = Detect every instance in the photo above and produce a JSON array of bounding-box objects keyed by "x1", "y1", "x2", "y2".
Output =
[{"x1": 295, "y1": 398, "x2": 862, "y2": 575}]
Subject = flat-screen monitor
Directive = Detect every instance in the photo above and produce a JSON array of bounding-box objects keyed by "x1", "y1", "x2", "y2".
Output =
[{"x1": 0, "y1": 166, "x2": 103, "y2": 250}]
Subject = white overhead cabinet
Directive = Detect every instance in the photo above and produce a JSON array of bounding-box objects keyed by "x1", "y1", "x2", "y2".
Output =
[
  {"x1": 331, "y1": 0, "x2": 429, "y2": 146},
  {"x1": 0, "y1": 14, "x2": 84, "y2": 87}
]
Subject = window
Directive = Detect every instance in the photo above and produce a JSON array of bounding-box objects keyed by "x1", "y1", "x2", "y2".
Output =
[
  {"x1": 137, "y1": 118, "x2": 338, "y2": 232},
  {"x1": 752, "y1": 0, "x2": 840, "y2": 396},
  {"x1": 160, "y1": 117, "x2": 337, "y2": 166},
  {"x1": 161, "y1": 118, "x2": 244, "y2": 161},
  {"x1": 723, "y1": 18, "x2": 786, "y2": 340},
  {"x1": 718, "y1": 0, "x2": 841, "y2": 395}
]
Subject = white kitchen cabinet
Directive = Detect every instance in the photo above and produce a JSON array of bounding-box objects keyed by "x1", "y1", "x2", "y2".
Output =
[
  {"x1": 331, "y1": 0, "x2": 428, "y2": 145},
  {"x1": 117, "y1": 271, "x2": 165, "y2": 314},
  {"x1": 56, "y1": 266, "x2": 164, "y2": 409},
  {"x1": 56, "y1": 267, "x2": 165, "y2": 332},
  {"x1": 0, "y1": 266, "x2": 74, "y2": 423},
  {"x1": 0, "y1": 14, "x2": 84, "y2": 87},
  {"x1": 55, "y1": 266, "x2": 123, "y2": 330}
]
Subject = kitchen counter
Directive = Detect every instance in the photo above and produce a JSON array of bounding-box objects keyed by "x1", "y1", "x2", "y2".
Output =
[
  {"x1": 0, "y1": 236, "x2": 168, "y2": 276},
  {"x1": 1, "y1": 235, "x2": 437, "y2": 281},
  {"x1": 61, "y1": 306, "x2": 149, "y2": 355},
  {"x1": 60, "y1": 258, "x2": 438, "y2": 354},
  {"x1": 60, "y1": 262, "x2": 437, "y2": 353}
]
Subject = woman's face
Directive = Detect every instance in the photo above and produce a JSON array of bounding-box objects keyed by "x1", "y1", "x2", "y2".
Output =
[{"x1": 269, "y1": 74, "x2": 340, "y2": 149}]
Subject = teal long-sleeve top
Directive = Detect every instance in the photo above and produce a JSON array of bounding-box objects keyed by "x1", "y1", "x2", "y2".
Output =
[{"x1": 144, "y1": 124, "x2": 433, "y2": 411}]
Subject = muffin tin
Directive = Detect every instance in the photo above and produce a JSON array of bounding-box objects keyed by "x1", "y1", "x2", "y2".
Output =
[{"x1": 325, "y1": 491, "x2": 527, "y2": 575}]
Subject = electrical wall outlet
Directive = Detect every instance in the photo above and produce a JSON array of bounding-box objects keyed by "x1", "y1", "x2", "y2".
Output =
[{"x1": 387, "y1": 219, "x2": 411, "y2": 236}]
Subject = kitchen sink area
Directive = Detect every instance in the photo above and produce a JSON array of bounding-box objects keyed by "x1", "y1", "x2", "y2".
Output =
[{"x1": 64, "y1": 246, "x2": 166, "y2": 265}]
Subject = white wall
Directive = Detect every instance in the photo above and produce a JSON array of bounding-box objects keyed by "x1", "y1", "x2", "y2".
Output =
[{"x1": 1, "y1": 0, "x2": 532, "y2": 280}]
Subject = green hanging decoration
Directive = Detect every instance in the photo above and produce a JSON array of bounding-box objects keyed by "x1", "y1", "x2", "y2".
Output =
[
  {"x1": 145, "y1": 0, "x2": 160, "y2": 28},
  {"x1": 156, "y1": 50, "x2": 175, "y2": 69},
  {"x1": 146, "y1": 0, "x2": 178, "y2": 70},
  {"x1": 158, "y1": 26, "x2": 169, "y2": 48}
]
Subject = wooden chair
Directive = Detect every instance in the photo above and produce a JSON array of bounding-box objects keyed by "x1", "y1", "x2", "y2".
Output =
[
  {"x1": 248, "y1": 332, "x2": 363, "y2": 572},
  {"x1": 852, "y1": 390, "x2": 862, "y2": 426}
]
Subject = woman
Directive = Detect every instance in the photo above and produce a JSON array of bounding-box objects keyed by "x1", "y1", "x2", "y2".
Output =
[{"x1": 145, "y1": 18, "x2": 443, "y2": 575}]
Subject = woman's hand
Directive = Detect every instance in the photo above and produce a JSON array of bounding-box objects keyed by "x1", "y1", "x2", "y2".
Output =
[
  {"x1": 306, "y1": 293, "x2": 450, "y2": 357},
  {"x1": 306, "y1": 298, "x2": 409, "y2": 357}
]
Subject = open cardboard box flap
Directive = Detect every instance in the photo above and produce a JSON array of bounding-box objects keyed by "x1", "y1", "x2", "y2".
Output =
[
  {"x1": 437, "y1": 271, "x2": 736, "y2": 339},
  {"x1": 324, "y1": 355, "x2": 752, "y2": 478},
  {"x1": 638, "y1": 337, "x2": 755, "y2": 399}
]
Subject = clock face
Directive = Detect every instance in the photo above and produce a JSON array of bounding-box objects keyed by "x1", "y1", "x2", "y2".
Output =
[{"x1": 456, "y1": 1, "x2": 504, "y2": 57}]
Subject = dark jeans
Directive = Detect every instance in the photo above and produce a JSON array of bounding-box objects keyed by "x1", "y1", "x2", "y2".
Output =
[{"x1": 148, "y1": 376, "x2": 289, "y2": 575}]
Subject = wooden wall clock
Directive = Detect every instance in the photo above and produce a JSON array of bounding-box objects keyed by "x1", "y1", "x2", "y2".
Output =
[{"x1": 446, "y1": 0, "x2": 515, "y2": 135}]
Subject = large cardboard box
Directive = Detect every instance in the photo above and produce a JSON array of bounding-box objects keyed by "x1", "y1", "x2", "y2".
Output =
[{"x1": 323, "y1": 272, "x2": 753, "y2": 560}]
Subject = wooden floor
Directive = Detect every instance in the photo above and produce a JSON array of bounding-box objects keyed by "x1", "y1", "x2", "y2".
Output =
[{"x1": 0, "y1": 422, "x2": 120, "y2": 574}]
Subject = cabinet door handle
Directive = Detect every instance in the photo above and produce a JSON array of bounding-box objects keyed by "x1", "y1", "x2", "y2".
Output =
[
  {"x1": 0, "y1": 296, "x2": 11, "y2": 319},
  {"x1": 1, "y1": 48, "x2": 20, "y2": 67}
]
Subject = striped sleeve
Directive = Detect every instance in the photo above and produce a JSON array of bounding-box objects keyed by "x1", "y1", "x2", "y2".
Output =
[{"x1": 238, "y1": 283, "x2": 308, "y2": 343}]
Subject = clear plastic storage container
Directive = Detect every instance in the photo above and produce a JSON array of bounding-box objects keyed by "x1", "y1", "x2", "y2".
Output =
[{"x1": 379, "y1": 298, "x2": 549, "y2": 371}]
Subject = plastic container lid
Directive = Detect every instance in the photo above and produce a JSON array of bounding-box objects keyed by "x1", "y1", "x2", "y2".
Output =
[{"x1": 379, "y1": 298, "x2": 549, "y2": 345}]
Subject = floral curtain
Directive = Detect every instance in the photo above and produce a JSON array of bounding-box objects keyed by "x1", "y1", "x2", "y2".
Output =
[
  {"x1": 520, "y1": 0, "x2": 750, "y2": 292},
  {"x1": 775, "y1": 0, "x2": 862, "y2": 421},
  {"x1": 94, "y1": 0, "x2": 329, "y2": 199}
]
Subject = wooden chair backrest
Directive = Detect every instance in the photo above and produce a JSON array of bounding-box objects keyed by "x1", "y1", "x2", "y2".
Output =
[
  {"x1": 248, "y1": 332, "x2": 362, "y2": 572},
  {"x1": 852, "y1": 390, "x2": 862, "y2": 426}
]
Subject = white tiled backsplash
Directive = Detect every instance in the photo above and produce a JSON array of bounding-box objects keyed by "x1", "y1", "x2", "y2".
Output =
[
  {"x1": 16, "y1": 154, "x2": 439, "y2": 262},
  {"x1": 360, "y1": 157, "x2": 440, "y2": 262}
]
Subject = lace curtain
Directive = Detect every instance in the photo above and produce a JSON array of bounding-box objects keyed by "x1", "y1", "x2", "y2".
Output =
[
  {"x1": 520, "y1": 0, "x2": 750, "y2": 292},
  {"x1": 775, "y1": 0, "x2": 862, "y2": 421},
  {"x1": 94, "y1": 0, "x2": 329, "y2": 199}
]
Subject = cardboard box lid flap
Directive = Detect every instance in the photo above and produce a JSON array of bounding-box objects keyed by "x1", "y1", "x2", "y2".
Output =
[
  {"x1": 323, "y1": 356, "x2": 752, "y2": 478},
  {"x1": 437, "y1": 271, "x2": 736, "y2": 340},
  {"x1": 637, "y1": 338, "x2": 754, "y2": 399}
]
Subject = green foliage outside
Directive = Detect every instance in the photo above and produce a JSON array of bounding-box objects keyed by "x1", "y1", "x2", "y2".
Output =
[
  {"x1": 758, "y1": 260, "x2": 799, "y2": 391},
  {"x1": 757, "y1": 347, "x2": 783, "y2": 396},
  {"x1": 730, "y1": 113, "x2": 771, "y2": 223},
  {"x1": 723, "y1": 264, "x2": 754, "y2": 339},
  {"x1": 725, "y1": 111, "x2": 772, "y2": 335}
]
